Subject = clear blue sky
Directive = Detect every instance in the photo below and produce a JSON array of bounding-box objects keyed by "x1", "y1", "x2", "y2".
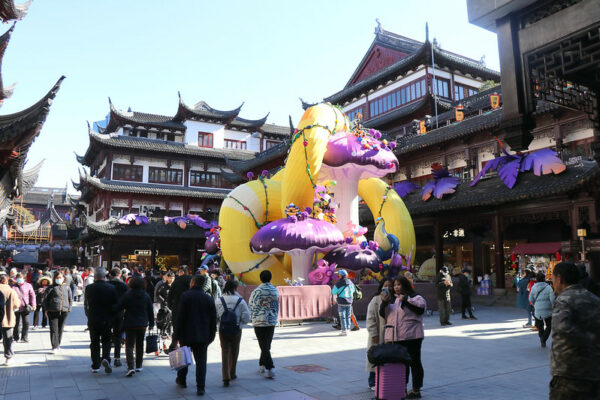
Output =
[{"x1": 2, "y1": 0, "x2": 500, "y2": 190}]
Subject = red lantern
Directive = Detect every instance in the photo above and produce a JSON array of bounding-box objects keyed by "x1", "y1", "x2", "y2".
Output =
[
  {"x1": 511, "y1": 263, "x2": 517, "y2": 270},
  {"x1": 510, "y1": 253, "x2": 516, "y2": 262},
  {"x1": 555, "y1": 252, "x2": 562, "y2": 261}
]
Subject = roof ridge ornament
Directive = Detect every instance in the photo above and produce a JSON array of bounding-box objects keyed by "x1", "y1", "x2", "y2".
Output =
[{"x1": 374, "y1": 18, "x2": 382, "y2": 34}]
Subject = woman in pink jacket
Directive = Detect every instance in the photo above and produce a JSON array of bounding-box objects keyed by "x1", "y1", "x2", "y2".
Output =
[
  {"x1": 379, "y1": 276, "x2": 426, "y2": 400},
  {"x1": 12, "y1": 272, "x2": 35, "y2": 343}
]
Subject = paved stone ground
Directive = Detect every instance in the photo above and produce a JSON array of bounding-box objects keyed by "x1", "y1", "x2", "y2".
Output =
[{"x1": 0, "y1": 302, "x2": 550, "y2": 400}]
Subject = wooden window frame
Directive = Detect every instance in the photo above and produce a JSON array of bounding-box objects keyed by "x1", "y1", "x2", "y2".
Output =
[
  {"x1": 264, "y1": 139, "x2": 280, "y2": 150},
  {"x1": 148, "y1": 167, "x2": 183, "y2": 185},
  {"x1": 198, "y1": 132, "x2": 214, "y2": 148},
  {"x1": 224, "y1": 139, "x2": 247, "y2": 150},
  {"x1": 189, "y1": 170, "x2": 222, "y2": 188},
  {"x1": 112, "y1": 163, "x2": 143, "y2": 182}
]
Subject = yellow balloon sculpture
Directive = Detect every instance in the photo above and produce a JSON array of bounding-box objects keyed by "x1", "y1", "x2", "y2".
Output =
[{"x1": 219, "y1": 103, "x2": 415, "y2": 285}]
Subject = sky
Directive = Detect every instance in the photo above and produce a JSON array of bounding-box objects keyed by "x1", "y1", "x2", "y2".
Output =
[{"x1": 2, "y1": 0, "x2": 500, "y2": 191}]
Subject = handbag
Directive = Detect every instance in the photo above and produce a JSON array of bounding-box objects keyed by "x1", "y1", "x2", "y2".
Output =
[
  {"x1": 145, "y1": 328, "x2": 159, "y2": 354},
  {"x1": 367, "y1": 325, "x2": 412, "y2": 365},
  {"x1": 169, "y1": 346, "x2": 194, "y2": 371}
]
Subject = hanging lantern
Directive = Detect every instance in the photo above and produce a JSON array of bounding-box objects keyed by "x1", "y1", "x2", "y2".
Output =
[
  {"x1": 555, "y1": 252, "x2": 561, "y2": 261},
  {"x1": 510, "y1": 253, "x2": 516, "y2": 262}
]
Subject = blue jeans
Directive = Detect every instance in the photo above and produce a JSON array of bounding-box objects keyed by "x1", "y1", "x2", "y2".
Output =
[
  {"x1": 527, "y1": 309, "x2": 533, "y2": 325},
  {"x1": 338, "y1": 304, "x2": 352, "y2": 331}
]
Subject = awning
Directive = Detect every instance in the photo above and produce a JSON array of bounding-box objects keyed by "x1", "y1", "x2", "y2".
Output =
[{"x1": 510, "y1": 242, "x2": 562, "y2": 255}]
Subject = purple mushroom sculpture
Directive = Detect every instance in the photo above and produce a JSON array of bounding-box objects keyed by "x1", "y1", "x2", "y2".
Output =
[
  {"x1": 250, "y1": 206, "x2": 344, "y2": 281},
  {"x1": 323, "y1": 243, "x2": 382, "y2": 273},
  {"x1": 320, "y1": 127, "x2": 398, "y2": 231}
]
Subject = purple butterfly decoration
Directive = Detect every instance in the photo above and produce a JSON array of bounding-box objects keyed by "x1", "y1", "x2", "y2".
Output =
[
  {"x1": 118, "y1": 214, "x2": 149, "y2": 225},
  {"x1": 471, "y1": 140, "x2": 566, "y2": 189},
  {"x1": 186, "y1": 214, "x2": 213, "y2": 229},
  {"x1": 421, "y1": 163, "x2": 459, "y2": 201},
  {"x1": 393, "y1": 181, "x2": 420, "y2": 198}
]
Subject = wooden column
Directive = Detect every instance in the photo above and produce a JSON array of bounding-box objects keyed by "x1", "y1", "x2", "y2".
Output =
[
  {"x1": 106, "y1": 240, "x2": 113, "y2": 268},
  {"x1": 184, "y1": 160, "x2": 190, "y2": 187},
  {"x1": 493, "y1": 214, "x2": 505, "y2": 289},
  {"x1": 473, "y1": 235, "x2": 483, "y2": 279},
  {"x1": 105, "y1": 153, "x2": 113, "y2": 179},
  {"x1": 434, "y1": 221, "x2": 443, "y2": 270},
  {"x1": 151, "y1": 240, "x2": 157, "y2": 271},
  {"x1": 190, "y1": 239, "x2": 197, "y2": 269},
  {"x1": 570, "y1": 204, "x2": 579, "y2": 241}
]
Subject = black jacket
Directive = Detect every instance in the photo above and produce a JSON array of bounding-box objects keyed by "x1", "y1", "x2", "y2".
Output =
[
  {"x1": 108, "y1": 278, "x2": 128, "y2": 299},
  {"x1": 157, "y1": 282, "x2": 171, "y2": 308},
  {"x1": 168, "y1": 275, "x2": 192, "y2": 313},
  {"x1": 117, "y1": 288, "x2": 154, "y2": 329},
  {"x1": 43, "y1": 284, "x2": 72, "y2": 312},
  {"x1": 173, "y1": 287, "x2": 216, "y2": 345},
  {"x1": 457, "y1": 274, "x2": 472, "y2": 296},
  {"x1": 84, "y1": 280, "x2": 118, "y2": 328}
]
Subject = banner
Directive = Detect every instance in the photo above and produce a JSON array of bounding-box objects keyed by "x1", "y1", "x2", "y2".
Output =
[
  {"x1": 419, "y1": 120, "x2": 426, "y2": 134},
  {"x1": 489, "y1": 93, "x2": 501, "y2": 109},
  {"x1": 455, "y1": 106, "x2": 464, "y2": 122}
]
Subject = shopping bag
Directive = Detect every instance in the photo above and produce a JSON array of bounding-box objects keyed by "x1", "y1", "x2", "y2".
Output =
[{"x1": 169, "y1": 346, "x2": 193, "y2": 371}]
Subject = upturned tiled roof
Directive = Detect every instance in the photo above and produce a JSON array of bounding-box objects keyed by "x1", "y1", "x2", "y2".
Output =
[
  {"x1": 364, "y1": 94, "x2": 451, "y2": 129},
  {"x1": 227, "y1": 114, "x2": 269, "y2": 132},
  {"x1": 83, "y1": 127, "x2": 256, "y2": 165},
  {"x1": 104, "y1": 99, "x2": 186, "y2": 134},
  {"x1": 174, "y1": 94, "x2": 242, "y2": 124},
  {"x1": 225, "y1": 139, "x2": 290, "y2": 173},
  {"x1": 76, "y1": 174, "x2": 231, "y2": 200},
  {"x1": 85, "y1": 217, "x2": 208, "y2": 239},
  {"x1": 0, "y1": 23, "x2": 15, "y2": 103},
  {"x1": 325, "y1": 40, "x2": 500, "y2": 105},
  {"x1": 0, "y1": 0, "x2": 30, "y2": 22},
  {"x1": 402, "y1": 160, "x2": 599, "y2": 216}
]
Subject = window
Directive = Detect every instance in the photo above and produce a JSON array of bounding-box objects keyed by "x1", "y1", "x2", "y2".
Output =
[
  {"x1": 432, "y1": 78, "x2": 450, "y2": 99},
  {"x1": 110, "y1": 207, "x2": 131, "y2": 218},
  {"x1": 346, "y1": 107, "x2": 363, "y2": 123},
  {"x1": 198, "y1": 132, "x2": 213, "y2": 148},
  {"x1": 454, "y1": 83, "x2": 478, "y2": 101},
  {"x1": 139, "y1": 130, "x2": 148, "y2": 138},
  {"x1": 190, "y1": 171, "x2": 222, "y2": 187},
  {"x1": 265, "y1": 140, "x2": 280, "y2": 150},
  {"x1": 367, "y1": 78, "x2": 427, "y2": 118},
  {"x1": 224, "y1": 139, "x2": 247, "y2": 150},
  {"x1": 112, "y1": 164, "x2": 143, "y2": 182},
  {"x1": 148, "y1": 167, "x2": 182, "y2": 185},
  {"x1": 167, "y1": 133, "x2": 175, "y2": 141}
]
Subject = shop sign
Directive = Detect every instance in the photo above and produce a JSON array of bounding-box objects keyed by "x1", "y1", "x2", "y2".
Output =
[
  {"x1": 489, "y1": 93, "x2": 501, "y2": 109},
  {"x1": 443, "y1": 228, "x2": 465, "y2": 238},
  {"x1": 134, "y1": 249, "x2": 152, "y2": 256}
]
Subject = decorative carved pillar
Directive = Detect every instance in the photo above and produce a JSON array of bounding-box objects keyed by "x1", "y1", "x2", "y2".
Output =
[{"x1": 493, "y1": 214, "x2": 505, "y2": 289}]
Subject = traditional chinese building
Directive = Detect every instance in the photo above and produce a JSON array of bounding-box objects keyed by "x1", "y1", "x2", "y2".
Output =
[
  {"x1": 0, "y1": 2, "x2": 65, "y2": 265},
  {"x1": 74, "y1": 97, "x2": 288, "y2": 269},
  {"x1": 323, "y1": 25, "x2": 600, "y2": 288}
]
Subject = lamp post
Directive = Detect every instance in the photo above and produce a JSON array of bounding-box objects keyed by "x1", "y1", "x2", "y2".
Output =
[{"x1": 577, "y1": 228, "x2": 587, "y2": 261}]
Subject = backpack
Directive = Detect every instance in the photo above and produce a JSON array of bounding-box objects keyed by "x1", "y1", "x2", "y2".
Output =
[
  {"x1": 219, "y1": 297, "x2": 243, "y2": 335},
  {"x1": 353, "y1": 284, "x2": 363, "y2": 301}
]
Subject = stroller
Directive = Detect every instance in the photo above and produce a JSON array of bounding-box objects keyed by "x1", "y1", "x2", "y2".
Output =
[{"x1": 155, "y1": 306, "x2": 172, "y2": 355}]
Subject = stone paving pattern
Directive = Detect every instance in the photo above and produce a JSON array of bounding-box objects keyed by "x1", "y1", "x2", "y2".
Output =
[{"x1": 0, "y1": 302, "x2": 550, "y2": 399}]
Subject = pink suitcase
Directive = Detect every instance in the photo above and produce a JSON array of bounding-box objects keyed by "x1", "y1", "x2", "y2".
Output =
[
  {"x1": 375, "y1": 363, "x2": 406, "y2": 400},
  {"x1": 375, "y1": 324, "x2": 407, "y2": 399}
]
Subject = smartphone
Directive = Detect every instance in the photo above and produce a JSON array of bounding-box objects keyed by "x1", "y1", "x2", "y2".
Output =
[{"x1": 381, "y1": 287, "x2": 389, "y2": 296}]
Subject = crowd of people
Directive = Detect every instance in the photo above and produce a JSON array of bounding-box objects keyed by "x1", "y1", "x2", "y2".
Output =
[{"x1": 0, "y1": 260, "x2": 598, "y2": 398}]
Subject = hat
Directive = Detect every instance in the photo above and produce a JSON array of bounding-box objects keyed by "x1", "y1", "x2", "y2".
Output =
[
  {"x1": 94, "y1": 267, "x2": 108, "y2": 279},
  {"x1": 37, "y1": 275, "x2": 52, "y2": 285},
  {"x1": 121, "y1": 267, "x2": 130, "y2": 275},
  {"x1": 336, "y1": 269, "x2": 348, "y2": 277},
  {"x1": 199, "y1": 265, "x2": 209, "y2": 271}
]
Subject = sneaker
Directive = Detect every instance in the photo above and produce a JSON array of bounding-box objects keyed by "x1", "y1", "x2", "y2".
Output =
[
  {"x1": 446, "y1": 321, "x2": 452, "y2": 325},
  {"x1": 51, "y1": 348, "x2": 57, "y2": 354},
  {"x1": 135, "y1": 368, "x2": 143, "y2": 372},
  {"x1": 31, "y1": 326, "x2": 36, "y2": 331},
  {"x1": 406, "y1": 389, "x2": 422, "y2": 399},
  {"x1": 522, "y1": 323, "x2": 532, "y2": 328},
  {"x1": 197, "y1": 388, "x2": 205, "y2": 396},
  {"x1": 125, "y1": 369, "x2": 135, "y2": 377},
  {"x1": 470, "y1": 316, "x2": 478, "y2": 320},
  {"x1": 175, "y1": 376, "x2": 187, "y2": 388},
  {"x1": 113, "y1": 359, "x2": 122, "y2": 367},
  {"x1": 4, "y1": 358, "x2": 10, "y2": 366},
  {"x1": 265, "y1": 369, "x2": 275, "y2": 379},
  {"x1": 223, "y1": 380, "x2": 230, "y2": 387},
  {"x1": 351, "y1": 325, "x2": 360, "y2": 331},
  {"x1": 369, "y1": 386, "x2": 375, "y2": 391},
  {"x1": 339, "y1": 330, "x2": 348, "y2": 336},
  {"x1": 332, "y1": 324, "x2": 341, "y2": 330},
  {"x1": 462, "y1": 316, "x2": 469, "y2": 319},
  {"x1": 258, "y1": 365, "x2": 265, "y2": 374},
  {"x1": 91, "y1": 368, "x2": 99, "y2": 373},
  {"x1": 102, "y1": 359, "x2": 112, "y2": 374},
  {"x1": 20, "y1": 339, "x2": 28, "y2": 343}
]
